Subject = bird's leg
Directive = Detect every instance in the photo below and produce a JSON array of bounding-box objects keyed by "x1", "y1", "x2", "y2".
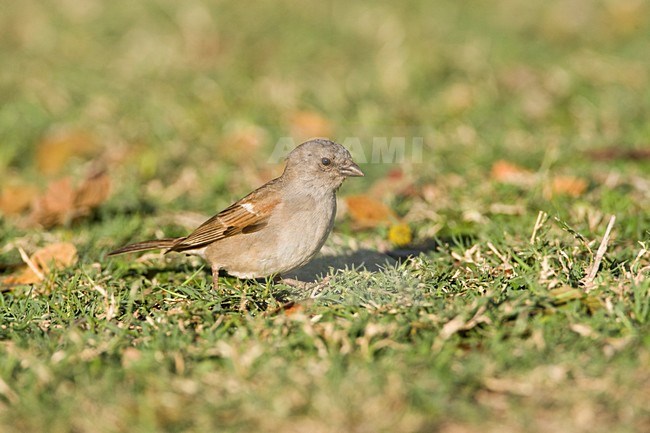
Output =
[{"x1": 211, "y1": 265, "x2": 220, "y2": 291}]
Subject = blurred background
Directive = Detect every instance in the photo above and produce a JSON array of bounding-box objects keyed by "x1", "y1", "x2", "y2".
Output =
[
  {"x1": 1, "y1": 3, "x2": 649, "y2": 430},
  {"x1": 1, "y1": 0, "x2": 648, "y2": 218}
]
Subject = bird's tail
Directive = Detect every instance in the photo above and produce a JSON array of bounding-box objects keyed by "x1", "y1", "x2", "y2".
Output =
[{"x1": 107, "y1": 238, "x2": 182, "y2": 256}]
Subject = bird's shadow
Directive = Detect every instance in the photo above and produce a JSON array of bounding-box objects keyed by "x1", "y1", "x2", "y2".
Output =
[
  {"x1": 283, "y1": 249, "x2": 398, "y2": 283},
  {"x1": 109, "y1": 239, "x2": 441, "y2": 287},
  {"x1": 282, "y1": 237, "x2": 446, "y2": 283}
]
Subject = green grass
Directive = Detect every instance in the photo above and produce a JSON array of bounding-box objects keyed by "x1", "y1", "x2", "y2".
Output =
[{"x1": 1, "y1": 0, "x2": 650, "y2": 432}]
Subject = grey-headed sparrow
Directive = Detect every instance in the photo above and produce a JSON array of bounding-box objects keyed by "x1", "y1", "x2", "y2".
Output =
[{"x1": 108, "y1": 139, "x2": 364, "y2": 288}]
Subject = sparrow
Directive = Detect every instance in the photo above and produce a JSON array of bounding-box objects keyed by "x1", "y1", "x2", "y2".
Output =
[{"x1": 108, "y1": 138, "x2": 364, "y2": 288}]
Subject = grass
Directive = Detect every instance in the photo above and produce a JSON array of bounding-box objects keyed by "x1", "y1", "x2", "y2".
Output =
[{"x1": 1, "y1": 0, "x2": 649, "y2": 432}]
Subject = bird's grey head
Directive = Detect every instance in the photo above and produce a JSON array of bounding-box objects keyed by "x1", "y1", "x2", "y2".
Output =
[{"x1": 283, "y1": 139, "x2": 364, "y2": 190}]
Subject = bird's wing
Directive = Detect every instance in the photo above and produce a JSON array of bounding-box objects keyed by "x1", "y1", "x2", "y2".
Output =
[{"x1": 168, "y1": 180, "x2": 281, "y2": 252}]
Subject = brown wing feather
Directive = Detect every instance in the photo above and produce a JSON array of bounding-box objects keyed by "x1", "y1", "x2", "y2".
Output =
[{"x1": 168, "y1": 179, "x2": 281, "y2": 252}]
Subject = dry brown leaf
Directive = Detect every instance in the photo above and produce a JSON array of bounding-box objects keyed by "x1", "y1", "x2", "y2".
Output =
[
  {"x1": 0, "y1": 184, "x2": 39, "y2": 215},
  {"x1": 546, "y1": 175, "x2": 588, "y2": 198},
  {"x1": 345, "y1": 195, "x2": 397, "y2": 228},
  {"x1": 75, "y1": 171, "x2": 111, "y2": 210},
  {"x1": 29, "y1": 171, "x2": 111, "y2": 228},
  {"x1": 289, "y1": 111, "x2": 332, "y2": 142},
  {"x1": 491, "y1": 160, "x2": 536, "y2": 186},
  {"x1": 1, "y1": 242, "x2": 78, "y2": 286},
  {"x1": 1, "y1": 267, "x2": 42, "y2": 286},
  {"x1": 30, "y1": 177, "x2": 76, "y2": 227},
  {"x1": 31, "y1": 242, "x2": 78, "y2": 273},
  {"x1": 36, "y1": 130, "x2": 98, "y2": 175},
  {"x1": 264, "y1": 299, "x2": 316, "y2": 317},
  {"x1": 282, "y1": 302, "x2": 305, "y2": 317}
]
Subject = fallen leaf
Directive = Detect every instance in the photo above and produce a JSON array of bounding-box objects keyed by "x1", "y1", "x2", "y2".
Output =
[
  {"x1": 1, "y1": 267, "x2": 41, "y2": 286},
  {"x1": 345, "y1": 195, "x2": 397, "y2": 228},
  {"x1": 31, "y1": 242, "x2": 78, "y2": 273},
  {"x1": 289, "y1": 111, "x2": 332, "y2": 142},
  {"x1": 0, "y1": 184, "x2": 39, "y2": 215},
  {"x1": 36, "y1": 130, "x2": 98, "y2": 175},
  {"x1": 29, "y1": 170, "x2": 111, "y2": 228},
  {"x1": 491, "y1": 160, "x2": 536, "y2": 186},
  {"x1": 1, "y1": 242, "x2": 78, "y2": 286},
  {"x1": 75, "y1": 170, "x2": 111, "y2": 211},
  {"x1": 282, "y1": 302, "x2": 304, "y2": 317},
  {"x1": 29, "y1": 177, "x2": 76, "y2": 227},
  {"x1": 265, "y1": 300, "x2": 314, "y2": 317},
  {"x1": 546, "y1": 175, "x2": 588, "y2": 198}
]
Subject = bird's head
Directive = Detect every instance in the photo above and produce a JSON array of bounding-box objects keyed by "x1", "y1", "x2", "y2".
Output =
[{"x1": 283, "y1": 139, "x2": 364, "y2": 191}]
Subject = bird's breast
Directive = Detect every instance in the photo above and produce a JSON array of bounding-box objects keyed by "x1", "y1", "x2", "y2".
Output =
[{"x1": 270, "y1": 192, "x2": 336, "y2": 271}]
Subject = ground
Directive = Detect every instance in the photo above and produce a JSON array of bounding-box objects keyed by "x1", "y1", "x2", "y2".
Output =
[{"x1": 1, "y1": 1, "x2": 649, "y2": 432}]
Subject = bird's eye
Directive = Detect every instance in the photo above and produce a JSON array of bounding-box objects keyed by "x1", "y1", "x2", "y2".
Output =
[{"x1": 321, "y1": 157, "x2": 331, "y2": 166}]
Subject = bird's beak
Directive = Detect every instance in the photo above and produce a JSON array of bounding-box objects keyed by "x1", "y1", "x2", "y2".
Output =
[{"x1": 339, "y1": 161, "x2": 364, "y2": 177}]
